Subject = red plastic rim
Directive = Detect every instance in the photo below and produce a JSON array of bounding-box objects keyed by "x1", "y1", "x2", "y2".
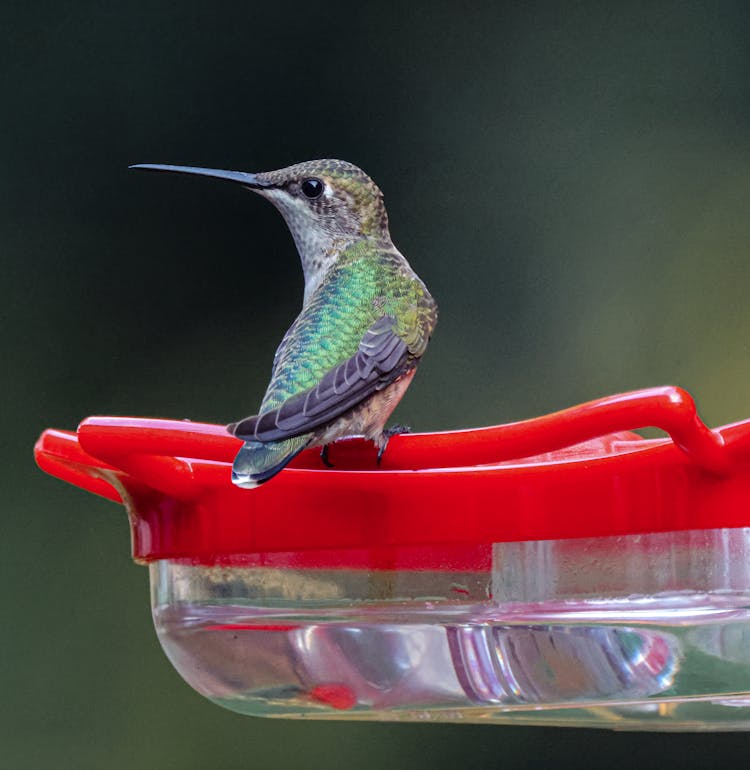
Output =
[{"x1": 34, "y1": 386, "x2": 750, "y2": 567}]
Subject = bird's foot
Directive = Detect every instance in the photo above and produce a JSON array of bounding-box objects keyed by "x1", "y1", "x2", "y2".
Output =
[
  {"x1": 320, "y1": 444, "x2": 334, "y2": 468},
  {"x1": 376, "y1": 424, "x2": 412, "y2": 465}
]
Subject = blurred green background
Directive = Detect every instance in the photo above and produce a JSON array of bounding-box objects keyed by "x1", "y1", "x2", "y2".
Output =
[{"x1": 4, "y1": 0, "x2": 750, "y2": 767}]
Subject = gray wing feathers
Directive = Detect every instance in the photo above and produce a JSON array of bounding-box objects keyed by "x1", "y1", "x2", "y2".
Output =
[{"x1": 230, "y1": 316, "x2": 411, "y2": 443}]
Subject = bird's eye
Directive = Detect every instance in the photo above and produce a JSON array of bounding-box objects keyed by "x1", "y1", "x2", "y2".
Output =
[{"x1": 301, "y1": 178, "x2": 324, "y2": 199}]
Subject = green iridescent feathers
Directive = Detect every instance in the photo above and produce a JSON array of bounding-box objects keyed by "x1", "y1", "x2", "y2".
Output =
[{"x1": 260, "y1": 241, "x2": 435, "y2": 415}]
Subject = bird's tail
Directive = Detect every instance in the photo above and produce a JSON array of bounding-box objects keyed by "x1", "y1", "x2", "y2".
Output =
[{"x1": 231, "y1": 434, "x2": 312, "y2": 489}]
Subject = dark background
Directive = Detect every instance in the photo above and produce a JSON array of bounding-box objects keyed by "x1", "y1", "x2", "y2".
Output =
[{"x1": 4, "y1": 1, "x2": 750, "y2": 767}]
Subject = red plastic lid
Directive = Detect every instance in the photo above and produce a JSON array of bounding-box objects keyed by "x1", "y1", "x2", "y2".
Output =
[{"x1": 34, "y1": 386, "x2": 750, "y2": 567}]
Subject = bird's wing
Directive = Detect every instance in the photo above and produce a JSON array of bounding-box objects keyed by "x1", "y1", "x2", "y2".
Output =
[{"x1": 229, "y1": 315, "x2": 412, "y2": 442}]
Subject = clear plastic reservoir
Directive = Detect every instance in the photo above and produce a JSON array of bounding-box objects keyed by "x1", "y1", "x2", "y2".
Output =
[{"x1": 151, "y1": 528, "x2": 750, "y2": 729}]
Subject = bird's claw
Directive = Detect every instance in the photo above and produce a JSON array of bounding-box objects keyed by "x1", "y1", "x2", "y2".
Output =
[
  {"x1": 377, "y1": 424, "x2": 412, "y2": 465},
  {"x1": 320, "y1": 444, "x2": 334, "y2": 468}
]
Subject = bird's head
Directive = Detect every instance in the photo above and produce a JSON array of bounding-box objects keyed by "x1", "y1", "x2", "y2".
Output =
[
  {"x1": 131, "y1": 159, "x2": 391, "y2": 299},
  {"x1": 252, "y1": 159, "x2": 389, "y2": 241}
]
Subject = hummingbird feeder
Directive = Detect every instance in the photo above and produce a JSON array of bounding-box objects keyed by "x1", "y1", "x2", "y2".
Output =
[{"x1": 35, "y1": 386, "x2": 750, "y2": 730}]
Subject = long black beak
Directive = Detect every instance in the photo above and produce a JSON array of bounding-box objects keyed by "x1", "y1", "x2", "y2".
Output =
[{"x1": 129, "y1": 163, "x2": 273, "y2": 189}]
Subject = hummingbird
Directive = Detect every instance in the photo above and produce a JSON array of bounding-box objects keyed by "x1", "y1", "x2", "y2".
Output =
[{"x1": 131, "y1": 159, "x2": 438, "y2": 488}]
